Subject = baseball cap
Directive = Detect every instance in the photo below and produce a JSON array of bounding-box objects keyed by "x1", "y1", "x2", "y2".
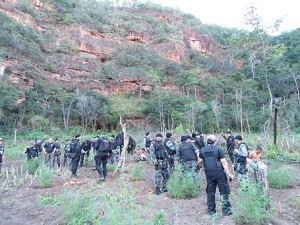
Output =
[
  {"x1": 75, "y1": 134, "x2": 81, "y2": 138},
  {"x1": 156, "y1": 133, "x2": 163, "y2": 138},
  {"x1": 207, "y1": 134, "x2": 217, "y2": 142},
  {"x1": 235, "y1": 135, "x2": 243, "y2": 141}
]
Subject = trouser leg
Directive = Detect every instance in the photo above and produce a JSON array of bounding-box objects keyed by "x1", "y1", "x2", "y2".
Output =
[
  {"x1": 79, "y1": 153, "x2": 84, "y2": 167},
  {"x1": 206, "y1": 172, "x2": 217, "y2": 215},
  {"x1": 102, "y1": 156, "x2": 108, "y2": 178},
  {"x1": 217, "y1": 172, "x2": 232, "y2": 215},
  {"x1": 71, "y1": 156, "x2": 80, "y2": 176}
]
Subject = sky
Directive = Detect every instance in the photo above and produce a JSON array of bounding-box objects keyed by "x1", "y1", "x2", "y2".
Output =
[{"x1": 139, "y1": 0, "x2": 299, "y2": 34}]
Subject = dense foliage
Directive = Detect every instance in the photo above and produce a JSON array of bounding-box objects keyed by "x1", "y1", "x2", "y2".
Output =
[{"x1": 0, "y1": 0, "x2": 300, "y2": 135}]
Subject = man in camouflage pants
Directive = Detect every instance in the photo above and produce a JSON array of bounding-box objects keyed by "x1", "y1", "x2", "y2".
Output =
[{"x1": 150, "y1": 133, "x2": 170, "y2": 195}]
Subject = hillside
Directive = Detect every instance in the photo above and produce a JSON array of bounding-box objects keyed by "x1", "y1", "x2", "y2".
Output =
[{"x1": 0, "y1": 0, "x2": 300, "y2": 134}]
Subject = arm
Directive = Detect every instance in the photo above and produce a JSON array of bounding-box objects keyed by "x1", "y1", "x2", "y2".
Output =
[{"x1": 149, "y1": 142, "x2": 157, "y2": 164}]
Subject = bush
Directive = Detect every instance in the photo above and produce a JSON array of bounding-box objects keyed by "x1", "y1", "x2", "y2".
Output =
[
  {"x1": 265, "y1": 144, "x2": 279, "y2": 161},
  {"x1": 61, "y1": 190, "x2": 98, "y2": 225},
  {"x1": 166, "y1": 166, "x2": 201, "y2": 199},
  {"x1": 26, "y1": 158, "x2": 40, "y2": 175},
  {"x1": 37, "y1": 164, "x2": 54, "y2": 188},
  {"x1": 130, "y1": 163, "x2": 146, "y2": 181},
  {"x1": 233, "y1": 180, "x2": 271, "y2": 224},
  {"x1": 268, "y1": 166, "x2": 294, "y2": 189},
  {"x1": 153, "y1": 210, "x2": 165, "y2": 225},
  {"x1": 38, "y1": 192, "x2": 62, "y2": 206}
]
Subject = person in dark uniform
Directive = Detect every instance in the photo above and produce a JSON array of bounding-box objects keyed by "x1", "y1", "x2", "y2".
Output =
[
  {"x1": 222, "y1": 130, "x2": 235, "y2": 163},
  {"x1": 198, "y1": 134, "x2": 234, "y2": 216},
  {"x1": 150, "y1": 133, "x2": 170, "y2": 195},
  {"x1": 144, "y1": 132, "x2": 152, "y2": 153},
  {"x1": 70, "y1": 134, "x2": 83, "y2": 178},
  {"x1": 177, "y1": 135, "x2": 200, "y2": 184},
  {"x1": 234, "y1": 135, "x2": 249, "y2": 183},
  {"x1": 163, "y1": 132, "x2": 176, "y2": 173},
  {"x1": 191, "y1": 132, "x2": 202, "y2": 150},
  {"x1": 63, "y1": 139, "x2": 72, "y2": 168},
  {"x1": 53, "y1": 139, "x2": 61, "y2": 169},
  {"x1": 25, "y1": 141, "x2": 39, "y2": 160},
  {"x1": 80, "y1": 139, "x2": 92, "y2": 167},
  {"x1": 44, "y1": 138, "x2": 55, "y2": 168}
]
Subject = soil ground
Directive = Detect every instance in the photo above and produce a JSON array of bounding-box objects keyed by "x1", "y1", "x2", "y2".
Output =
[{"x1": 0, "y1": 158, "x2": 299, "y2": 225}]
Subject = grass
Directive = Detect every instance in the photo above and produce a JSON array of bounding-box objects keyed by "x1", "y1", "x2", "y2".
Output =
[
  {"x1": 233, "y1": 180, "x2": 272, "y2": 224},
  {"x1": 26, "y1": 158, "x2": 40, "y2": 175},
  {"x1": 130, "y1": 163, "x2": 146, "y2": 181},
  {"x1": 38, "y1": 192, "x2": 62, "y2": 206},
  {"x1": 153, "y1": 210, "x2": 165, "y2": 225},
  {"x1": 166, "y1": 166, "x2": 201, "y2": 199},
  {"x1": 107, "y1": 163, "x2": 117, "y2": 172},
  {"x1": 37, "y1": 163, "x2": 54, "y2": 188},
  {"x1": 268, "y1": 165, "x2": 294, "y2": 189}
]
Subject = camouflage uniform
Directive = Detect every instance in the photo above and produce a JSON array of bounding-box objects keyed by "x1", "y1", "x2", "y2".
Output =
[{"x1": 150, "y1": 140, "x2": 170, "y2": 194}]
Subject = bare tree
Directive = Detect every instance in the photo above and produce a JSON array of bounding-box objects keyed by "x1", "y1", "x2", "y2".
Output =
[{"x1": 76, "y1": 95, "x2": 100, "y2": 132}]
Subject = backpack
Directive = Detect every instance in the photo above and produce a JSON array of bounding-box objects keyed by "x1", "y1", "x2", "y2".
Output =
[{"x1": 98, "y1": 137, "x2": 110, "y2": 152}]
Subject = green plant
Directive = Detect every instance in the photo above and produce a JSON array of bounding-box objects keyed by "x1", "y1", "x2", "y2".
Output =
[
  {"x1": 26, "y1": 159, "x2": 40, "y2": 175},
  {"x1": 130, "y1": 163, "x2": 146, "y2": 181},
  {"x1": 291, "y1": 194, "x2": 300, "y2": 208},
  {"x1": 107, "y1": 163, "x2": 117, "y2": 172},
  {"x1": 166, "y1": 166, "x2": 201, "y2": 199},
  {"x1": 61, "y1": 189, "x2": 99, "y2": 225},
  {"x1": 265, "y1": 144, "x2": 279, "y2": 161},
  {"x1": 37, "y1": 164, "x2": 54, "y2": 188},
  {"x1": 233, "y1": 180, "x2": 271, "y2": 224},
  {"x1": 38, "y1": 192, "x2": 62, "y2": 206},
  {"x1": 153, "y1": 210, "x2": 165, "y2": 225},
  {"x1": 268, "y1": 166, "x2": 294, "y2": 189}
]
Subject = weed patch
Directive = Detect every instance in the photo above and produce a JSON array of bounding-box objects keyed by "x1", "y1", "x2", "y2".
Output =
[
  {"x1": 38, "y1": 192, "x2": 62, "y2": 206},
  {"x1": 130, "y1": 163, "x2": 146, "y2": 181},
  {"x1": 268, "y1": 166, "x2": 294, "y2": 189},
  {"x1": 37, "y1": 164, "x2": 54, "y2": 188}
]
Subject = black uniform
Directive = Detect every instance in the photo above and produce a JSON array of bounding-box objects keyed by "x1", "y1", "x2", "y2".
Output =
[
  {"x1": 223, "y1": 135, "x2": 235, "y2": 163},
  {"x1": 25, "y1": 146, "x2": 39, "y2": 160},
  {"x1": 80, "y1": 140, "x2": 92, "y2": 167},
  {"x1": 163, "y1": 138, "x2": 176, "y2": 172},
  {"x1": 94, "y1": 136, "x2": 112, "y2": 181},
  {"x1": 200, "y1": 144, "x2": 232, "y2": 216},
  {"x1": 70, "y1": 139, "x2": 82, "y2": 177}
]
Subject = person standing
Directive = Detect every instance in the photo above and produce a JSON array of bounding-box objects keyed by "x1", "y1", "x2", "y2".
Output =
[
  {"x1": 63, "y1": 139, "x2": 72, "y2": 168},
  {"x1": 94, "y1": 132, "x2": 112, "y2": 181},
  {"x1": 144, "y1": 132, "x2": 152, "y2": 153},
  {"x1": 80, "y1": 139, "x2": 92, "y2": 167},
  {"x1": 70, "y1": 134, "x2": 83, "y2": 178},
  {"x1": 234, "y1": 135, "x2": 249, "y2": 183},
  {"x1": 53, "y1": 139, "x2": 61, "y2": 169},
  {"x1": 177, "y1": 135, "x2": 201, "y2": 184},
  {"x1": 163, "y1": 132, "x2": 176, "y2": 173},
  {"x1": 150, "y1": 133, "x2": 170, "y2": 195},
  {"x1": 222, "y1": 131, "x2": 235, "y2": 163},
  {"x1": 44, "y1": 138, "x2": 55, "y2": 168},
  {"x1": 0, "y1": 138, "x2": 4, "y2": 174},
  {"x1": 198, "y1": 134, "x2": 234, "y2": 216}
]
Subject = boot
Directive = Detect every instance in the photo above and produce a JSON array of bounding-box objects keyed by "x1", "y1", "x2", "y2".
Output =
[{"x1": 155, "y1": 187, "x2": 161, "y2": 195}]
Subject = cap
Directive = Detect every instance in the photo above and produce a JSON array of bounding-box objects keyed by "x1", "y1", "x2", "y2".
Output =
[
  {"x1": 226, "y1": 130, "x2": 232, "y2": 134},
  {"x1": 235, "y1": 135, "x2": 243, "y2": 141},
  {"x1": 75, "y1": 134, "x2": 81, "y2": 138},
  {"x1": 207, "y1": 134, "x2": 217, "y2": 142},
  {"x1": 181, "y1": 135, "x2": 187, "y2": 142},
  {"x1": 0, "y1": 138, "x2": 3, "y2": 141},
  {"x1": 186, "y1": 135, "x2": 192, "y2": 140},
  {"x1": 166, "y1": 132, "x2": 172, "y2": 138},
  {"x1": 146, "y1": 132, "x2": 150, "y2": 136},
  {"x1": 156, "y1": 133, "x2": 163, "y2": 138}
]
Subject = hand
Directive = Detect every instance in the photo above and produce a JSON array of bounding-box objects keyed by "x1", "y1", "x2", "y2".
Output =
[{"x1": 81, "y1": 149, "x2": 85, "y2": 154}]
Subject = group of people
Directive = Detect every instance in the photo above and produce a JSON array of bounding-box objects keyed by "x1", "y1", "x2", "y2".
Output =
[
  {"x1": 1, "y1": 129, "x2": 266, "y2": 217},
  {"x1": 145, "y1": 130, "x2": 265, "y2": 217}
]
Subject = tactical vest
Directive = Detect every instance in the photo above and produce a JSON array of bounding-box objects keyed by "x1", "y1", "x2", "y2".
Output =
[
  {"x1": 201, "y1": 145, "x2": 223, "y2": 171},
  {"x1": 236, "y1": 142, "x2": 248, "y2": 165},
  {"x1": 179, "y1": 143, "x2": 197, "y2": 162},
  {"x1": 153, "y1": 141, "x2": 166, "y2": 160},
  {"x1": 164, "y1": 139, "x2": 176, "y2": 156}
]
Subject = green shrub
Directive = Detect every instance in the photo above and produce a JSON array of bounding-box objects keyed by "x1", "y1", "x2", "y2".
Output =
[
  {"x1": 166, "y1": 166, "x2": 201, "y2": 199},
  {"x1": 107, "y1": 163, "x2": 117, "y2": 172},
  {"x1": 233, "y1": 180, "x2": 271, "y2": 224},
  {"x1": 291, "y1": 194, "x2": 300, "y2": 208},
  {"x1": 38, "y1": 192, "x2": 62, "y2": 206},
  {"x1": 130, "y1": 163, "x2": 146, "y2": 181},
  {"x1": 268, "y1": 166, "x2": 294, "y2": 189},
  {"x1": 61, "y1": 190, "x2": 98, "y2": 225},
  {"x1": 26, "y1": 158, "x2": 40, "y2": 175},
  {"x1": 153, "y1": 210, "x2": 165, "y2": 225},
  {"x1": 37, "y1": 164, "x2": 54, "y2": 188},
  {"x1": 265, "y1": 144, "x2": 279, "y2": 161}
]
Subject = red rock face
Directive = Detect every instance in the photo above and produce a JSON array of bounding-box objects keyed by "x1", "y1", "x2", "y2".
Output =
[{"x1": 128, "y1": 30, "x2": 147, "y2": 42}]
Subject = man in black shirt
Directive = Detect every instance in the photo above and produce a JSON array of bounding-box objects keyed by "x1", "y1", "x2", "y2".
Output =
[
  {"x1": 44, "y1": 138, "x2": 55, "y2": 168},
  {"x1": 70, "y1": 134, "x2": 83, "y2": 178},
  {"x1": 199, "y1": 134, "x2": 234, "y2": 217},
  {"x1": 222, "y1": 131, "x2": 235, "y2": 163},
  {"x1": 25, "y1": 141, "x2": 39, "y2": 160}
]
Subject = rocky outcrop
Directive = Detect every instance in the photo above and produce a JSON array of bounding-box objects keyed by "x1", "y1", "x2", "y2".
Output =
[{"x1": 128, "y1": 30, "x2": 147, "y2": 42}]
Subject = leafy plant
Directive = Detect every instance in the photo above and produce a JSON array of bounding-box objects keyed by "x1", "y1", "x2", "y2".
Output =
[
  {"x1": 233, "y1": 180, "x2": 272, "y2": 224},
  {"x1": 38, "y1": 192, "x2": 62, "y2": 206},
  {"x1": 153, "y1": 210, "x2": 165, "y2": 225},
  {"x1": 130, "y1": 163, "x2": 146, "y2": 181},
  {"x1": 26, "y1": 158, "x2": 40, "y2": 175},
  {"x1": 37, "y1": 163, "x2": 54, "y2": 188},
  {"x1": 268, "y1": 166, "x2": 294, "y2": 189},
  {"x1": 166, "y1": 166, "x2": 201, "y2": 199}
]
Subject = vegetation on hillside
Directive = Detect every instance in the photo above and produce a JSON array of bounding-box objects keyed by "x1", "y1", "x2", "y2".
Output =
[{"x1": 0, "y1": 0, "x2": 300, "y2": 138}]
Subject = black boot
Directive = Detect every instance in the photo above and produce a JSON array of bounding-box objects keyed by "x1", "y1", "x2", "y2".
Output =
[{"x1": 155, "y1": 187, "x2": 161, "y2": 195}]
